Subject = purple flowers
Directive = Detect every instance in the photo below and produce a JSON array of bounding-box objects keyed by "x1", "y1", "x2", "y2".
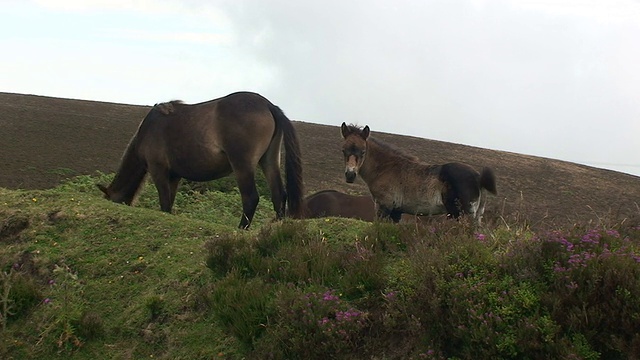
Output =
[
  {"x1": 385, "y1": 291, "x2": 397, "y2": 301},
  {"x1": 322, "y1": 290, "x2": 340, "y2": 302},
  {"x1": 289, "y1": 288, "x2": 368, "y2": 347},
  {"x1": 546, "y1": 227, "x2": 640, "y2": 283},
  {"x1": 606, "y1": 229, "x2": 620, "y2": 238}
]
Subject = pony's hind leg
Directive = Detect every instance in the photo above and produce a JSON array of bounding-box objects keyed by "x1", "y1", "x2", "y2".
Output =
[
  {"x1": 444, "y1": 192, "x2": 463, "y2": 219},
  {"x1": 234, "y1": 170, "x2": 260, "y2": 229},
  {"x1": 259, "y1": 156, "x2": 286, "y2": 219}
]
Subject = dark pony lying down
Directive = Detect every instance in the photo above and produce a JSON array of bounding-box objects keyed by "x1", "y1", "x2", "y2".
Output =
[
  {"x1": 303, "y1": 189, "x2": 425, "y2": 223},
  {"x1": 303, "y1": 189, "x2": 376, "y2": 221}
]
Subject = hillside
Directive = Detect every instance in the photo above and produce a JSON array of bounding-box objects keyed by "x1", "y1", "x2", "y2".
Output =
[
  {"x1": 1, "y1": 92, "x2": 640, "y2": 359},
  {"x1": 1, "y1": 92, "x2": 639, "y2": 226}
]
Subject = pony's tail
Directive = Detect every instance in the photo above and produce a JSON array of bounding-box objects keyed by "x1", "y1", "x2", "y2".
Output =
[
  {"x1": 269, "y1": 104, "x2": 305, "y2": 218},
  {"x1": 480, "y1": 167, "x2": 497, "y2": 195}
]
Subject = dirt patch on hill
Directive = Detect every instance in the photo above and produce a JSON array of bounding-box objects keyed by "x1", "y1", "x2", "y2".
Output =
[{"x1": 1, "y1": 92, "x2": 639, "y2": 227}]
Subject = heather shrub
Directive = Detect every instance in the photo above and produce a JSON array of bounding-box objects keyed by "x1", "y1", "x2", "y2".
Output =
[
  {"x1": 204, "y1": 213, "x2": 640, "y2": 359},
  {"x1": 540, "y1": 225, "x2": 640, "y2": 358},
  {"x1": 205, "y1": 233, "x2": 253, "y2": 277},
  {"x1": 252, "y1": 285, "x2": 368, "y2": 359}
]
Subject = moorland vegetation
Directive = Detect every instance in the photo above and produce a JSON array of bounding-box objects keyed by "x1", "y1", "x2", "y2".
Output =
[{"x1": 1, "y1": 174, "x2": 639, "y2": 359}]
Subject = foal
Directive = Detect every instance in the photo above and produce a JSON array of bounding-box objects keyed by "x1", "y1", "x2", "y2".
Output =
[{"x1": 340, "y1": 123, "x2": 497, "y2": 224}]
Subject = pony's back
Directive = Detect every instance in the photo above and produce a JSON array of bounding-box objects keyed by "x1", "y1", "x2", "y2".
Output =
[{"x1": 304, "y1": 190, "x2": 375, "y2": 221}]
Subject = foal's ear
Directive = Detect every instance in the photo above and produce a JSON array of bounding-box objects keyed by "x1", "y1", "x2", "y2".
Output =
[
  {"x1": 340, "y1": 122, "x2": 350, "y2": 138},
  {"x1": 362, "y1": 125, "x2": 370, "y2": 140}
]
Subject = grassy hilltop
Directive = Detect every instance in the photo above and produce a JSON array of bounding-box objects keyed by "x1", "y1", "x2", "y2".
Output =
[{"x1": 1, "y1": 174, "x2": 639, "y2": 359}]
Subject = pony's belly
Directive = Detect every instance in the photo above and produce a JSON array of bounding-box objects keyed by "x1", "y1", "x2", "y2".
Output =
[
  {"x1": 403, "y1": 197, "x2": 446, "y2": 216},
  {"x1": 173, "y1": 154, "x2": 233, "y2": 181},
  {"x1": 406, "y1": 203, "x2": 446, "y2": 216}
]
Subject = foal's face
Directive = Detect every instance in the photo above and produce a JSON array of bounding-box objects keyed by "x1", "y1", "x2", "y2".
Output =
[{"x1": 340, "y1": 123, "x2": 370, "y2": 183}]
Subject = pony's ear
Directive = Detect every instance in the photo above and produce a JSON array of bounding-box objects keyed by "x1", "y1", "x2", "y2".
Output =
[
  {"x1": 362, "y1": 125, "x2": 370, "y2": 140},
  {"x1": 96, "y1": 184, "x2": 109, "y2": 196},
  {"x1": 340, "y1": 122, "x2": 350, "y2": 138}
]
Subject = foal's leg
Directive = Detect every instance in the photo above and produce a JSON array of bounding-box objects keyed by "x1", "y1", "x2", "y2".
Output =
[
  {"x1": 444, "y1": 190, "x2": 462, "y2": 219},
  {"x1": 389, "y1": 210, "x2": 403, "y2": 223},
  {"x1": 445, "y1": 186, "x2": 477, "y2": 221},
  {"x1": 376, "y1": 205, "x2": 398, "y2": 222}
]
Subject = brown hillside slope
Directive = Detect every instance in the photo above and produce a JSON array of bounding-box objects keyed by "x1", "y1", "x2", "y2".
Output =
[{"x1": 1, "y1": 92, "x2": 638, "y2": 227}]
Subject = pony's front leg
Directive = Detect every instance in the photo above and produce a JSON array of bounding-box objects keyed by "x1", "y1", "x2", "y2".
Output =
[
  {"x1": 376, "y1": 205, "x2": 397, "y2": 222},
  {"x1": 150, "y1": 170, "x2": 180, "y2": 213}
]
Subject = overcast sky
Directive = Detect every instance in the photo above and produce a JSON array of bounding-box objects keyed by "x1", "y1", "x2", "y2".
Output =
[{"x1": 2, "y1": 0, "x2": 639, "y2": 176}]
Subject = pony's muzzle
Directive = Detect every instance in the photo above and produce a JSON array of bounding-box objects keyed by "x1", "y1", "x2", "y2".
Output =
[{"x1": 345, "y1": 170, "x2": 357, "y2": 183}]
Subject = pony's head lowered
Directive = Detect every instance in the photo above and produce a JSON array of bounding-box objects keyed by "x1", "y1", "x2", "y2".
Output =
[{"x1": 340, "y1": 122, "x2": 370, "y2": 183}]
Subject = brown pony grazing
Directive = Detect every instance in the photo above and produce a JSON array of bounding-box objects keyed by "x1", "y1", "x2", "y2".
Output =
[
  {"x1": 340, "y1": 123, "x2": 497, "y2": 224},
  {"x1": 304, "y1": 190, "x2": 376, "y2": 221},
  {"x1": 97, "y1": 92, "x2": 304, "y2": 229}
]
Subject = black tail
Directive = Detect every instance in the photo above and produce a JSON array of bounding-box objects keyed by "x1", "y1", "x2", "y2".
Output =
[
  {"x1": 480, "y1": 167, "x2": 497, "y2": 195},
  {"x1": 269, "y1": 104, "x2": 304, "y2": 218}
]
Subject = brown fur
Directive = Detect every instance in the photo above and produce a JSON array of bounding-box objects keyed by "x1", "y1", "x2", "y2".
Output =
[
  {"x1": 303, "y1": 190, "x2": 376, "y2": 221},
  {"x1": 340, "y1": 123, "x2": 497, "y2": 224},
  {"x1": 303, "y1": 189, "x2": 426, "y2": 223},
  {"x1": 98, "y1": 92, "x2": 304, "y2": 229}
]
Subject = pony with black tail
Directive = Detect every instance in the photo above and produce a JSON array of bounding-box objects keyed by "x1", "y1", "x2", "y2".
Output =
[
  {"x1": 340, "y1": 123, "x2": 496, "y2": 224},
  {"x1": 98, "y1": 91, "x2": 304, "y2": 229}
]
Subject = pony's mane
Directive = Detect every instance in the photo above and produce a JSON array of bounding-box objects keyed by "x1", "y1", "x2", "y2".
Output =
[
  {"x1": 153, "y1": 100, "x2": 185, "y2": 115},
  {"x1": 345, "y1": 123, "x2": 420, "y2": 162},
  {"x1": 368, "y1": 137, "x2": 421, "y2": 162}
]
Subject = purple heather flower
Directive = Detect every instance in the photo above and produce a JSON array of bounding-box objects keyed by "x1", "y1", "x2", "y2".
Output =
[
  {"x1": 606, "y1": 229, "x2": 620, "y2": 238},
  {"x1": 322, "y1": 291, "x2": 340, "y2": 302}
]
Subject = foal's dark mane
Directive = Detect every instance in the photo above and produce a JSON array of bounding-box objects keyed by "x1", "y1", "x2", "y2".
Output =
[
  {"x1": 345, "y1": 124, "x2": 422, "y2": 169},
  {"x1": 345, "y1": 124, "x2": 418, "y2": 160},
  {"x1": 368, "y1": 137, "x2": 421, "y2": 163}
]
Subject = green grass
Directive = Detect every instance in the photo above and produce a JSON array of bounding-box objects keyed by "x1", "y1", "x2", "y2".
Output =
[{"x1": 1, "y1": 174, "x2": 639, "y2": 359}]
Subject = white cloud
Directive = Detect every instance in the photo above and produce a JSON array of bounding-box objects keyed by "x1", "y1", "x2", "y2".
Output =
[
  {"x1": 104, "y1": 28, "x2": 232, "y2": 45},
  {"x1": 514, "y1": 0, "x2": 640, "y2": 22},
  {"x1": 2, "y1": 0, "x2": 640, "y2": 176},
  {"x1": 33, "y1": 0, "x2": 231, "y2": 28}
]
